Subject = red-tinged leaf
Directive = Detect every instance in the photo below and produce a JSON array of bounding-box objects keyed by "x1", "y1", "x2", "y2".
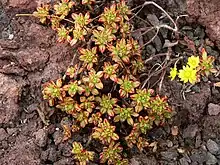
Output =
[
  {"x1": 49, "y1": 99, "x2": 54, "y2": 106},
  {"x1": 98, "y1": 17, "x2": 104, "y2": 22},
  {"x1": 87, "y1": 63, "x2": 93, "y2": 70},
  {"x1": 99, "y1": 45, "x2": 106, "y2": 53},
  {"x1": 82, "y1": 77, "x2": 89, "y2": 82},
  {"x1": 95, "y1": 82, "x2": 103, "y2": 89},
  {"x1": 112, "y1": 133, "x2": 119, "y2": 141},
  {"x1": 135, "y1": 105, "x2": 143, "y2": 113},
  {"x1": 57, "y1": 37, "x2": 63, "y2": 43},
  {"x1": 92, "y1": 88, "x2": 99, "y2": 95},
  {"x1": 108, "y1": 110, "x2": 114, "y2": 117},
  {"x1": 97, "y1": 71, "x2": 103, "y2": 77},
  {"x1": 117, "y1": 79, "x2": 123, "y2": 85},
  {"x1": 67, "y1": 36, "x2": 72, "y2": 43},
  {"x1": 214, "y1": 82, "x2": 220, "y2": 87},
  {"x1": 132, "y1": 112, "x2": 139, "y2": 117},
  {"x1": 56, "y1": 78, "x2": 63, "y2": 87},
  {"x1": 127, "y1": 117, "x2": 134, "y2": 126},
  {"x1": 68, "y1": 1, "x2": 75, "y2": 8},
  {"x1": 119, "y1": 89, "x2": 126, "y2": 97},
  {"x1": 80, "y1": 96, "x2": 86, "y2": 102},
  {"x1": 110, "y1": 75, "x2": 118, "y2": 83},
  {"x1": 70, "y1": 38, "x2": 77, "y2": 46},
  {"x1": 122, "y1": 56, "x2": 130, "y2": 63},
  {"x1": 133, "y1": 81, "x2": 140, "y2": 88},
  {"x1": 80, "y1": 120, "x2": 87, "y2": 128},
  {"x1": 92, "y1": 132, "x2": 100, "y2": 139}
]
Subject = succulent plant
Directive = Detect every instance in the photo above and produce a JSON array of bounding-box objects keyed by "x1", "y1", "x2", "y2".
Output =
[
  {"x1": 93, "y1": 26, "x2": 116, "y2": 53},
  {"x1": 79, "y1": 47, "x2": 98, "y2": 70},
  {"x1": 54, "y1": 0, "x2": 75, "y2": 18},
  {"x1": 72, "y1": 142, "x2": 94, "y2": 165},
  {"x1": 114, "y1": 106, "x2": 139, "y2": 125},
  {"x1": 103, "y1": 62, "x2": 119, "y2": 82},
  {"x1": 100, "y1": 142, "x2": 123, "y2": 164},
  {"x1": 131, "y1": 89, "x2": 153, "y2": 112},
  {"x1": 96, "y1": 94, "x2": 117, "y2": 116},
  {"x1": 82, "y1": 69, "x2": 103, "y2": 89},
  {"x1": 138, "y1": 116, "x2": 153, "y2": 134},
  {"x1": 72, "y1": 12, "x2": 90, "y2": 27},
  {"x1": 33, "y1": 5, "x2": 50, "y2": 23},
  {"x1": 63, "y1": 81, "x2": 84, "y2": 97},
  {"x1": 42, "y1": 78, "x2": 64, "y2": 106},
  {"x1": 117, "y1": 75, "x2": 140, "y2": 97},
  {"x1": 108, "y1": 38, "x2": 132, "y2": 64},
  {"x1": 92, "y1": 119, "x2": 119, "y2": 144}
]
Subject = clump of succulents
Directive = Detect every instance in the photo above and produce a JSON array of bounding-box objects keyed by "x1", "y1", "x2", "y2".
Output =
[{"x1": 32, "y1": 0, "x2": 173, "y2": 164}]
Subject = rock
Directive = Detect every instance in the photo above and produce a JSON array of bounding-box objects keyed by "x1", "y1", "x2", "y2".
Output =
[
  {"x1": 6, "y1": 128, "x2": 18, "y2": 136},
  {"x1": 194, "y1": 26, "x2": 205, "y2": 39},
  {"x1": 206, "y1": 139, "x2": 219, "y2": 155},
  {"x1": 130, "y1": 158, "x2": 140, "y2": 165},
  {"x1": 34, "y1": 129, "x2": 48, "y2": 147},
  {"x1": 147, "y1": 14, "x2": 160, "y2": 26},
  {"x1": 0, "y1": 138, "x2": 41, "y2": 164},
  {"x1": 195, "y1": 134, "x2": 202, "y2": 148},
  {"x1": 167, "y1": 140, "x2": 173, "y2": 148},
  {"x1": 26, "y1": 103, "x2": 38, "y2": 113},
  {"x1": 8, "y1": 0, "x2": 37, "y2": 9},
  {"x1": 16, "y1": 48, "x2": 49, "y2": 72},
  {"x1": 40, "y1": 150, "x2": 49, "y2": 161},
  {"x1": 183, "y1": 124, "x2": 199, "y2": 138},
  {"x1": 0, "y1": 73, "x2": 21, "y2": 124},
  {"x1": 54, "y1": 158, "x2": 74, "y2": 165},
  {"x1": 160, "y1": 149, "x2": 179, "y2": 161},
  {"x1": 153, "y1": 36, "x2": 162, "y2": 52},
  {"x1": 145, "y1": 45, "x2": 156, "y2": 55},
  {"x1": 206, "y1": 152, "x2": 218, "y2": 165},
  {"x1": 131, "y1": 154, "x2": 157, "y2": 165},
  {"x1": 2, "y1": 140, "x2": 8, "y2": 149},
  {"x1": 183, "y1": 84, "x2": 211, "y2": 122},
  {"x1": 179, "y1": 157, "x2": 189, "y2": 165},
  {"x1": 187, "y1": 0, "x2": 220, "y2": 49},
  {"x1": 47, "y1": 147, "x2": 58, "y2": 162},
  {"x1": 148, "y1": 128, "x2": 166, "y2": 140},
  {"x1": 190, "y1": 149, "x2": 207, "y2": 164},
  {"x1": 58, "y1": 143, "x2": 72, "y2": 157},
  {"x1": 0, "y1": 128, "x2": 8, "y2": 141},
  {"x1": 202, "y1": 115, "x2": 220, "y2": 141},
  {"x1": 208, "y1": 103, "x2": 220, "y2": 116},
  {"x1": 53, "y1": 130, "x2": 63, "y2": 145}
]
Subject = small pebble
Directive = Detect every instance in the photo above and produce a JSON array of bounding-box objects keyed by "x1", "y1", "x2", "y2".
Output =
[
  {"x1": 206, "y1": 139, "x2": 219, "y2": 154},
  {"x1": 208, "y1": 103, "x2": 220, "y2": 116}
]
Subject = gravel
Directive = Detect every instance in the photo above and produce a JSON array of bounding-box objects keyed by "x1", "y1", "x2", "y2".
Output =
[
  {"x1": 179, "y1": 157, "x2": 189, "y2": 165},
  {"x1": 0, "y1": 128, "x2": 8, "y2": 141},
  {"x1": 208, "y1": 103, "x2": 220, "y2": 116},
  {"x1": 206, "y1": 139, "x2": 219, "y2": 155},
  {"x1": 206, "y1": 152, "x2": 218, "y2": 165},
  {"x1": 183, "y1": 124, "x2": 199, "y2": 138},
  {"x1": 34, "y1": 129, "x2": 48, "y2": 147},
  {"x1": 160, "y1": 149, "x2": 179, "y2": 161}
]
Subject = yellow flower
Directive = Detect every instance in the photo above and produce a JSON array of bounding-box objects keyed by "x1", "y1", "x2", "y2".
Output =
[
  {"x1": 178, "y1": 65, "x2": 197, "y2": 84},
  {"x1": 187, "y1": 56, "x2": 200, "y2": 69},
  {"x1": 169, "y1": 67, "x2": 177, "y2": 81}
]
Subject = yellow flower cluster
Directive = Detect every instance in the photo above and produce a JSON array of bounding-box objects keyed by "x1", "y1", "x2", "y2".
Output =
[{"x1": 169, "y1": 56, "x2": 200, "y2": 84}]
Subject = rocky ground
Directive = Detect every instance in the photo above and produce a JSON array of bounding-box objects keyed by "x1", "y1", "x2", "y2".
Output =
[{"x1": 1, "y1": 0, "x2": 220, "y2": 164}]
